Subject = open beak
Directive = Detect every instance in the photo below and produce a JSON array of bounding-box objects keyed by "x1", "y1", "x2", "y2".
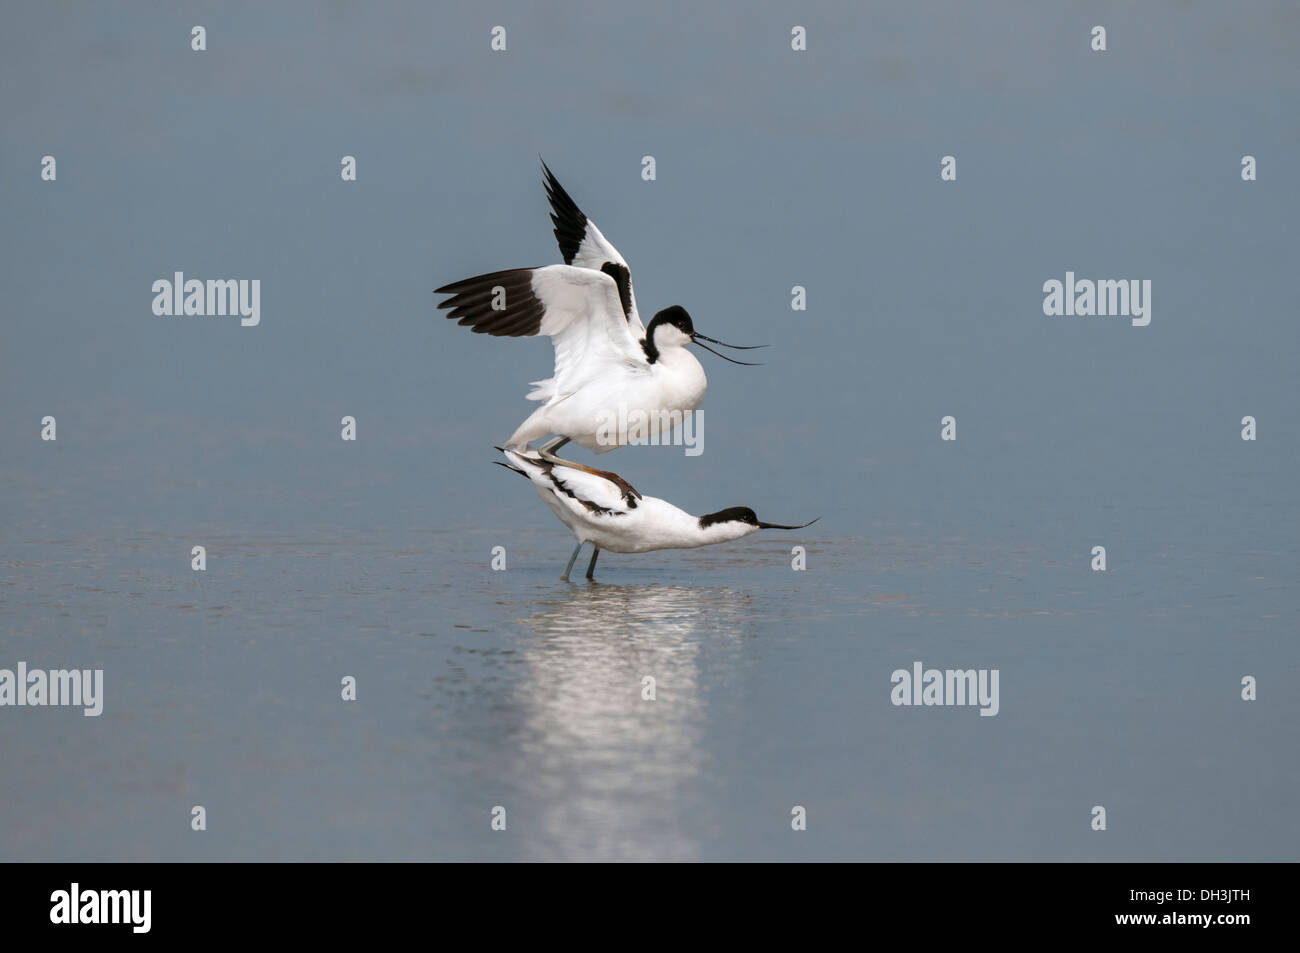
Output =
[
  {"x1": 758, "y1": 517, "x2": 820, "y2": 530},
  {"x1": 691, "y1": 332, "x2": 766, "y2": 365}
]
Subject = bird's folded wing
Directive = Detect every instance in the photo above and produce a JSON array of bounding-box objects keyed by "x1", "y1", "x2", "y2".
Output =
[
  {"x1": 503, "y1": 449, "x2": 633, "y2": 518},
  {"x1": 544, "y1": 462, "x2": 634, "y2": 517}
]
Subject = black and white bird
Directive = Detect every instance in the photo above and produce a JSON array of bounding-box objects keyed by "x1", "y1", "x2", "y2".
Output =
[
  {"x1": 436, "y1": 162, "x2": 761, "y2": 457},
  {"x1": 497, "y1": 448, "x2": 817, "y2": 581}
]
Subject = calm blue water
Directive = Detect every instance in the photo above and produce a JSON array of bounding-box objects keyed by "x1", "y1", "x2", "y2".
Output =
[
  {"x1": 1, "y1": 438, "x2": 1295, "y2": 861},
  {"x1": 1, "y1": 1, "x2": 1297, "y2": 861}
]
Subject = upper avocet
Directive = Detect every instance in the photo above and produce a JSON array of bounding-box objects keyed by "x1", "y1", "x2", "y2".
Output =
[
  {"x1": 497, "y1": 448, "x2": 817, "y2": 581},
  {"x1": 436, "y1": 162, "x2": 761, "y2": 456}
]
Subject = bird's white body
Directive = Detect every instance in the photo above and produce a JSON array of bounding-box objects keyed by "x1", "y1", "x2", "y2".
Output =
[
  {"x1": 502, "y1": 449, "x2": 764, "y2": 554},
  {"x1": 508, "y1": 318, "x2": 706, "y2": 453},
  {"x1": 437, "y1": 165, "x2": 756, "y2": 455},
  {"x1": 540, "y1": 492, "x2": 742, "y2": 553}
]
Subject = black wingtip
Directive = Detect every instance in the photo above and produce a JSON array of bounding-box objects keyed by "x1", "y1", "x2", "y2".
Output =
[
  {"x1": 540, "y1": 161, "x2": 586, "y2": 266},
  {"x1": 433, "y1": 268, "x2": 550, "y2": 336},
  {"x1": 539, "y1": 157, "x2": 560, "y2": 187}
]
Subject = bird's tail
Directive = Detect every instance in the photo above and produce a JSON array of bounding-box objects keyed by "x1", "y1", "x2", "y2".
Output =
[
  {"x1": 495, "y1": 446, "x2": 546, "y2": 480},
  {"x1": 525, "y1": 377, "x2": 554, "y2": 402}
]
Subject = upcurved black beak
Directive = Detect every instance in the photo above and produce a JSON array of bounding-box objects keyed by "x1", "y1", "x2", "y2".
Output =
[
  {"x1": 691, "y1": 332, "x2": 765, "y2": 366},
  {"x1": 757, "y1": 517, "x2": 820, "y2": 530},
  {"x1": 693, "y1": 332, "x2": 766, "y2": 350}
]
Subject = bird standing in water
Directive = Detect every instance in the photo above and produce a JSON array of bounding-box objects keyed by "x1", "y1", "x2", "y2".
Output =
[{"x1": 497, "y1": 448, "x2": 817, "y2": 581}]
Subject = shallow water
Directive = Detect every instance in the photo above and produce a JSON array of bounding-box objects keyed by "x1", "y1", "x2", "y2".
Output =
[
  {"x1": 2, "y1": 498, "x2": 1294, "y2": 861},
  {"x1": 2, "y1": 0, "x2": 1297, "y2": 862}
]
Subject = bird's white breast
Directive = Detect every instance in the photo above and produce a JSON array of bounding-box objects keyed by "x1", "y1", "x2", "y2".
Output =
[
  {"x1": 555, "y1": 348, "x2": 707, "y2": 453},
  {"x1": 650, "y1": 348, "x2": 707, "y2": 414}
]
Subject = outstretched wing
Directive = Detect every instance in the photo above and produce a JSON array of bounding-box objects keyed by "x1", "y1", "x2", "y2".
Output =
[
  {"x1": 542, "y1": 161, "x2": 644, "y2": 337},
  {"x1": 502, "y1": 449, "x2": 633, "y2": 517},
  {"x1": 435, "y1": 264, "x2": 647, "y2": 403}
]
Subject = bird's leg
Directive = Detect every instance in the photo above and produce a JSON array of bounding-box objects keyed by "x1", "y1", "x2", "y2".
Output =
[
  {"x1": 536, "y1": 436, "x2": 571, "y2": 461},
  {"x1": 560, "y1": 542, "x2": 583, "y2": 582},
  {"x1": 585, "y1": 546, "x2": 600, "y2": 581}
]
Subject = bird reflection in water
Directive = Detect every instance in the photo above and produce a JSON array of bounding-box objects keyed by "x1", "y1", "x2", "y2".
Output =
[{"x1": 506, "y1": 583, "x2": 755, "y2": 861}]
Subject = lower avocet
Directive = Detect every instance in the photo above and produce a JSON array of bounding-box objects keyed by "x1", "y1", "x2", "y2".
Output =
[{"x1": 497, "y1": 448, "x2": 817, "y2": 581}]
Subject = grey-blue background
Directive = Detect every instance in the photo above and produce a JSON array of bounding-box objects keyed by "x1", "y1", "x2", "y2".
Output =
[{"x1": 1, "y1": 1, "x2": 1296, "y2": 860}]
